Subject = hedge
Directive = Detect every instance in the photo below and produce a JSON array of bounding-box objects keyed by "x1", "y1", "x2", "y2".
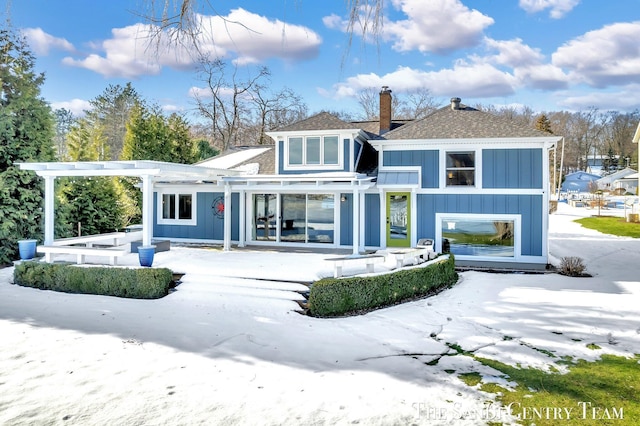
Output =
[
  {"x1": 308, "y1": 255, "x2": 457, "y2": 317},
  {"x1": 14, "y1": 261, "x2": 173, "y2": 299}
]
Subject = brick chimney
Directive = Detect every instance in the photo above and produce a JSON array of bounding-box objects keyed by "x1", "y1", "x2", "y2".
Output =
[{"x1": 379, "y1": 86, "x2": 392, "y2": 134}]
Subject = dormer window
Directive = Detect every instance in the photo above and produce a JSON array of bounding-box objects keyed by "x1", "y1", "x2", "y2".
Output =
[{"x1": 286, "y1": 135, "x2": 341, "y2": 168}]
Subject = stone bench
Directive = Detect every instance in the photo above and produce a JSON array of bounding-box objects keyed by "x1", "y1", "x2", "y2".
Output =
[
  {"x1": 389, "y1": 247, "x2": 435, "y2": 269},
  {"x1": 325, "y1": 254, "x2": 386, "y2": 278},
  {"x1": 37, "y1": 245, "x2": 129, "y2": 265}
]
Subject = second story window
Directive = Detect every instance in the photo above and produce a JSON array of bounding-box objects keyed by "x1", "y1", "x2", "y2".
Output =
[
  {"x1": 446, "y1": 151, "x2": 475, "y2": 186},
  {"x1": 287, "y1": 136, "x2": 341, "y2": 168}
]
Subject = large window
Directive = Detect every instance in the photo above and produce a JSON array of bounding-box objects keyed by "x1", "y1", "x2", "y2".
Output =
[
  {"x1": 287, "y1": 136, "x2": 341, "y2": 168},
  {"x1": 446, "y1": 151, "x2": 475, "y2": 186},
  {"x1": 437, "y1": 214, "x2": 518, "y2": 258},
  {"x1": 158, "y1": 191, "x2": 196, "y2": 225}
]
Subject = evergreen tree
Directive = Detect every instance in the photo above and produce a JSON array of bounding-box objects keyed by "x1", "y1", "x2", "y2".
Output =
[
  {"x1": 0, "y1": 25, "x2": 55, "y2": 264},
  {"x1": 85, "y1": 83, "x2": 141, "y2": 160},
  {"x1": 56, "y1": 117, "x2": 123, "y2": 237}
]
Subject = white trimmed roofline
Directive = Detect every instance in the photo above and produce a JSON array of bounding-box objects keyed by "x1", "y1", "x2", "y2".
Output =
[
  {"x1": 370, "y1": 136, "x2": 561, "y2": 151},
  {"x1": 18, "y1": 160, "x2": 240, "y2": 180}
]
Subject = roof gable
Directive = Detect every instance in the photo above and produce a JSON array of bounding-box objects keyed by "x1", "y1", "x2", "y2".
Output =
[{"x1": 276, "y1": 112, "x2": 355, "y2": 132}]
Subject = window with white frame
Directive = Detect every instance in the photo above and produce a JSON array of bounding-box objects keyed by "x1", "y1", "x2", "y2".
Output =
[
  {"x1": 158, "y1": 191, "x2": 196, "y2": 225},
  {"x1": 436, "y1": 214, "x2": 519, "y2": 258},
  {"x1": 287, "y1": 135, "x2": 341, "y2": 168},
  {"x1": 446, "y1": 151, "x2": 475, "y2": 186}
]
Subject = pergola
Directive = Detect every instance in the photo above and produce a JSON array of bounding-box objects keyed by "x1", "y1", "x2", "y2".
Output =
[{"x1": 18, "y1": 160, "x2": 238, "y2": 247}]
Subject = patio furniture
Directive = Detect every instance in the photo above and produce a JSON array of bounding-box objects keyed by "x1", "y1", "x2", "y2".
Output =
[{"x1": 325, "y1": 254, "x2": 386, "y2": 278}]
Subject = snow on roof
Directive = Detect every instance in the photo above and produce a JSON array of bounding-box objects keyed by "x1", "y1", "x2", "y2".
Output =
[{"x1": 198, "y1": 147, "x2": 271, "y2": 170}]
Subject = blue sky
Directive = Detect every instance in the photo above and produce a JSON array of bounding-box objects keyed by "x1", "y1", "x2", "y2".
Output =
[{"x1": 6, "y1": 0, "x2": 640, "y2": 119}]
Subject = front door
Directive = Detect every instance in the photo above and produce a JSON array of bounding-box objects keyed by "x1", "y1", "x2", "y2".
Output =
[{"x1": 386, "y1": 192, "x2": 411, "y2": 247}]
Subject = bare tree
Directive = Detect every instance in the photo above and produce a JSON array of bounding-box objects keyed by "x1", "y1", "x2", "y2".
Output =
[
  {"x1": 250, "y1": 85, "x2": 307, "y2": 144},
  {"x1": 396, "y1": 88, "x2": 440, "y2": 119},
  {"x1": 193, "y1": 57, "x2": 269, "y2": 151},
  {"x1": 356, "y1": 88, "x2": 380, "y2": 120}
]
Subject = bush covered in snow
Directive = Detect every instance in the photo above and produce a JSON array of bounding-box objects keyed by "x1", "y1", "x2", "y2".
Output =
[
  {"x1": 308, "y1": 255, "x2": 458, "y2": 317},
  {"x1": 13, "y1": 262, "x2": 173, "y2": 299}
]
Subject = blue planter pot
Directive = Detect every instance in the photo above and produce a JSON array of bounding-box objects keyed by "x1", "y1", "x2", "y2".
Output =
[
  {"x1": 18, "y1": 239, "x2": 37, "y2": 260},
  {"x1": 138, "y1": 245, "x2": 156, "y2": 267}
]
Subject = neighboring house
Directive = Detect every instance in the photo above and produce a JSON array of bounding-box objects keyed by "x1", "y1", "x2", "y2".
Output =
[
  {"x1": 154, "y1": 89, "x2": 560, "y2": 268},
  {"x1": 596, "y1": 168, "x2": 637, "y2": 192},
  {"x1": 21, "y1": 88, "x2": 561, "y2": 269},
  {"x1": 560, "y1": 171, "x2": 600, "y2": 194},
  {"x1": 616, "y1": 172, "x2": 638, "y2": 195}
]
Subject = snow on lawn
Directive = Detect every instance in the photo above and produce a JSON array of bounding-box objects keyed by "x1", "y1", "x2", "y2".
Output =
[{"x1": 1, "y1": 202, "x2": 639, "y2": 425}]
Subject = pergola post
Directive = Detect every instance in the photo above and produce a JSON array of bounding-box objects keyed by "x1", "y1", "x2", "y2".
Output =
[
  {"x1": 352, "y1": 186, "x2": 360, "y2": 255},
  {"x1": 141, "y1": 175, "x2": 153, "y2": 247},
  {"x1": 44, "y1": 176, "x2": 55, "y2": 245},
  {"x1": 223, "y1": 183, "x2": 232, "y2": 251}
]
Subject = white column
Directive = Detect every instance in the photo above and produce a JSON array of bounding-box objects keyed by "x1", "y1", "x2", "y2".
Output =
[
  {"x1": 223, "y1": 183, "x2": 232, "y2": 251},
  {"x1": 238, "y1": 190, "x2": 246, "y2": 247},
  {"x1": 352, "y1": 187, "x2": 359, "y2": 255},
  {"x1": 141, "y1": 175, "x2": 153, "y2": 246},
  {"x1": 358, "y1": 191, "x2": 366, "y2": 253},
  {"x1": 379, "y1": 191, "x2": 386, "y2": 249},
  {"x1": 44, "y1": 176, "x2": 55, "y2": 245}
]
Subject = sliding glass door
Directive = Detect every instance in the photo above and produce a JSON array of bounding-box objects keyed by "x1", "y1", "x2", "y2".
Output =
[{"x1": 251, "y1": 193, "x2": 335, "y2": 244}]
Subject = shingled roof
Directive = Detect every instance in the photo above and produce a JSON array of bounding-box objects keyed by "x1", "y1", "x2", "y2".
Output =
[
  {"x1": 276, "y1": 112, "x2": 356, "y2": 131},
  {"x1": 384, "y1": 101, "x2": 553, "y2": 140}
]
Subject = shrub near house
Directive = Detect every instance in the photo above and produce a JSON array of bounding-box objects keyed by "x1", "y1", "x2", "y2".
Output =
[
  {"x1": 308, "y1": 255, "x2": 458, "y2": 317},
  {"x1": 14, "y1": 262, "x2": 173, "y2": 299}
]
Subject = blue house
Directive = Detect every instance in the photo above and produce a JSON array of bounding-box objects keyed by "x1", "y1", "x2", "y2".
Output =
[
  {"x1": 22, "y1": 89, "x2": 561, "y2": 269},
  {"x1": 152, "y1": 89, "x2": 560, "y2": 268}
]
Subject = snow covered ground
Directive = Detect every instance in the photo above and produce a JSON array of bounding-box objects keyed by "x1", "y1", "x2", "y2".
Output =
[{"x1": 1, "y1": 202, "x2": 639, "y2": 425}]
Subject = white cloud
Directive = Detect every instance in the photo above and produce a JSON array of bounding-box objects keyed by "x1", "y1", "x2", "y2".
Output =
[
  {"x1": 196, "y1": 8, "x2": 321, "y2": 64},
  {"x1": 22, "y1": 28, "x2": 74, "y2": 55},
  {"x1": 383, "y1": 0, "x2": 494, "y2": 54},
  {"x1": 481, "y1": 38, "x2": 569, "y2": 90},
  {"x1": 322, "y1": 14, "x2": 346, "y2": 31},
  {"x1": 62, "y1": 8, "x2": 321, "y2": 79},
  {"x1": 519, "y1": 0, "x2": 580, "y2": 19},
  {"x1": 557, "y1": 85, "x2": 640, "y2": 111},
  {"x1": 552, "y1": 21, "x2": 640, "y2": 88},
  {"x1": 62, "y1": 24, "x2": 185, "y2": 78},
  {"x1": 188, "y1": 85, "x2": 235, "y2": 100},
  {"x1": 483, "y1": 38, "x2": 544, "y2": 67},
  {"x1": 50, "y1": 98, "x2": 91, "y2": 116},
  {"x1": 330, "y1": 62, "x2": 517, "y2": 100}
]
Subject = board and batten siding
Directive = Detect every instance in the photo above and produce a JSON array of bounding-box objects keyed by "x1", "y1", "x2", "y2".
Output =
[
  {"x1": 382, "y1": 150, "x2": 439, "y2": 188},
  {"x1": 482, "y1": 148, "x2": 543, "y2": 189},
  {"x1": 339, "y1": 192, "x2": 353, "y2": 246},
  {"x1": 415, "y1": 194, "x2": 544, "y2": 256},
  {"x1": 154, "y1": 192, "x2": 240, "y2": 241}
]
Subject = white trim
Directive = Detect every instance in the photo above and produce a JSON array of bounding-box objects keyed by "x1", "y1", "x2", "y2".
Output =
[
  {"x1": 370, "y1": 137, "x2": 561, "y2": 151},
  {"x1": 435, "y1": 213, "x2": 522, "y2": 261},
  {"x1": 440, "y1": 149, "x2": 482, "y2": 189},
  {"x1": 415, "y1": 187, "x2": 545, "y2": 195},
  {"x1": 156, "y1": 188, "x2": 197, "y2": 226},
  {"x1": 245, "y1": 191, "x2": 343, "y2": 247}
]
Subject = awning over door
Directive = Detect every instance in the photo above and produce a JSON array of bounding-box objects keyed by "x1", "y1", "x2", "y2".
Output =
[{"x1": 377, "y1": 169, "x2": 420, "y2": 188}]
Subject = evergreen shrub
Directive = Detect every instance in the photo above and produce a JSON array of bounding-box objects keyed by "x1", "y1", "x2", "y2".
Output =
[
  {"x1": 308, "y1": 255, "x2": 458, "y2": 317},
  {"x1": 14, "y1": 261, "x2": 173, "y2": 299}
]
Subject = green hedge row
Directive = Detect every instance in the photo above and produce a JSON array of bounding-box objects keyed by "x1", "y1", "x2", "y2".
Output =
[
  {"x1": 14, "y1": 261, "x2": 173, "y2": 299},
  {"x1": 308, "y1": 255, "x2": 458, "y2": 317}
]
